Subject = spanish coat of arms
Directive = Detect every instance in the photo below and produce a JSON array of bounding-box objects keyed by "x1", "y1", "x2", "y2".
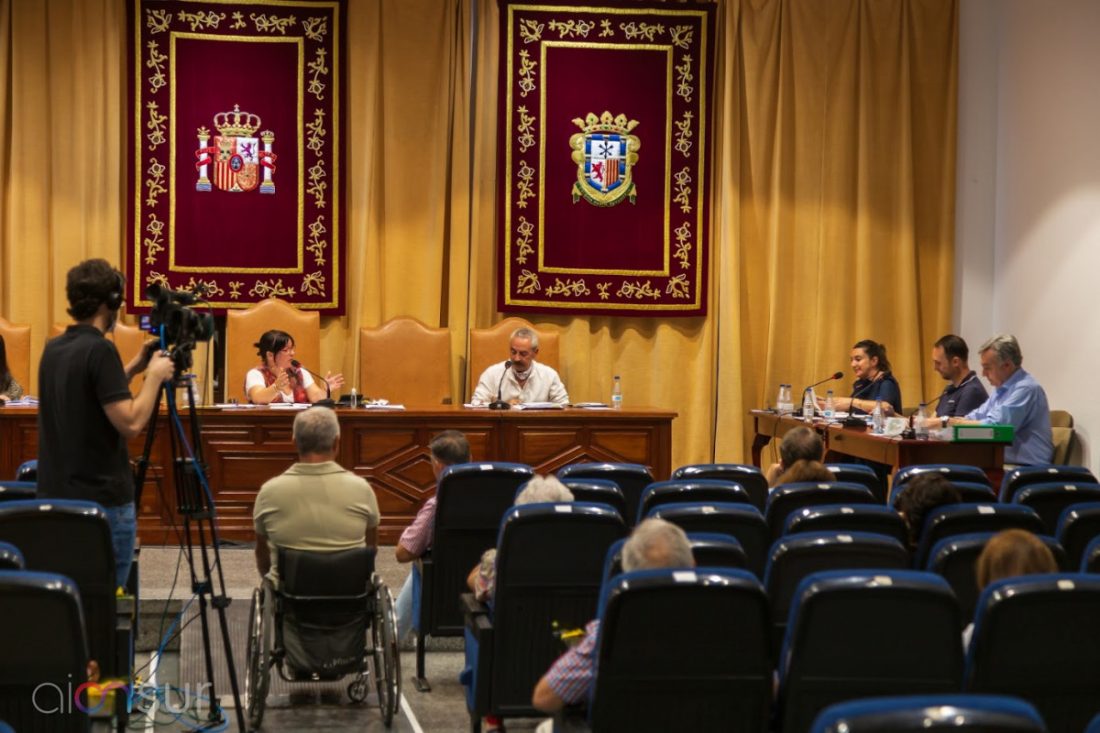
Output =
[{"x1": 194, "y1": 104, "x2": 277, "y2": 194}]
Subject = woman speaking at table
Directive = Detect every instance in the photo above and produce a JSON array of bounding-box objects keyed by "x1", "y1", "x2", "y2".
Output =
[
  {"x1": 246, "y1": 329, "x2": 345, "y2": 404},
  {"x1": 826, "y1": 339, "x2": 902, "y2": 416}
]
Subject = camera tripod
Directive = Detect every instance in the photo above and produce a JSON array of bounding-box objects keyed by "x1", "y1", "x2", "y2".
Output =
[{"x1": 134, "y1": 367, "x2": 247, "y2": 732}]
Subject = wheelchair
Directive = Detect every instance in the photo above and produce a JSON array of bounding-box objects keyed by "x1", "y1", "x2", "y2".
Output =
[{"x1": 245, "y1": 546, "x2": 400, "y2": 729}]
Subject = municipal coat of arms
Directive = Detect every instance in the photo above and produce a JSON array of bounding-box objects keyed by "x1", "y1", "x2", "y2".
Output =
[
  {"x1": 569, "y1": 111, "x2": 640, "y2": 207},
  {"x1": 194, "y1": 104, "x2": 277, "y2": 194}
]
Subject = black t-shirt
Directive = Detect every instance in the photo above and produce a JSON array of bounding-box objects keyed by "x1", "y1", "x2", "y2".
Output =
[{"x1": 37, "y1": 324, "x2": 135, "y2": 507}]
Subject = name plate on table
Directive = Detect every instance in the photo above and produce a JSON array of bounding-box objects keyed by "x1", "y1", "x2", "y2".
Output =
[{"x1": 953, "y1": 424, "x2": 1015, "y2": 442}]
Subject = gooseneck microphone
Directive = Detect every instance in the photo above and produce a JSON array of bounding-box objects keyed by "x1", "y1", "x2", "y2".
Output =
[
  {"x1": 800, "y1": 371, "x2": 844, "y2": 400},
  {"x1": 290, "y1": 359, "x2": 335, "y2": 408},
  {"x1": 488, "y1": 360, "x2": 514, "y2": 410}
]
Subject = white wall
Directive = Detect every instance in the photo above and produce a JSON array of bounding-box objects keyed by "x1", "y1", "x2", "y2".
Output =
[{"x1": 957, "y1": 0, "x2": 1100, "y2": 472}]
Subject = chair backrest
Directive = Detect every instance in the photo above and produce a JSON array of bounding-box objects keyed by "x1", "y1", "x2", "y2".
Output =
[
  {"x1": 1013, "y1": 482, "x2": 1100, "y2": 534},
  {"x1": 673, "y1": 464, "x2": 769, "y2": 509},
  {"x1": 419, "y1": 462, "x2": 534, "y2": 639},
  {"x1": 927, "y1": 532, "x2": 1066, "y2": 626},
  {"x1": 0, "y1": 570, "x2": 89, "y2": 733},
  {"x1": 488, "y1": 503, "x2": 627, "y2": 717},
  {"x1": 15, "y1": 459, "x2": 37, "y2": 482},
  {"x1": 779, "y1": 570, "x2": 963, "y2": 733},
  {"x1": 1057, "y1": 501, "x2": 1100, "y2": 570},
  {"x1": 825, "y1": 463, "x2": 885, "y2": 502},
  {"x1": 1000, "y1": 465, "x2": 1097, "y2": 503},
  {"x1": 589, "y1": 568, "x2": 772, "y2": 732},
  {"x1": 558, "y1": 478, "x2": 627, "y2": 521},
  {"x1": 0, "y1": 483, "x2": 35, "y2": 502},
  {"x1": 557, "y1": 463, "x2": 654, "y2": 528},
  {"x1": 359, "y1": 317, "x2": 452, "y2": 405},
  {"x1": 638, "y1": 479, "x2": 751, "y2": 524},
  {"x1": 966, "y1": 573, "x2": 1100, "y2": 733},
  {"x1": 950, "y1": 481, "x2": 999, "y2": 504},
  {"x1": 274, "y1": 546, "x2": 375, "y2": 676},
  {"x1": 916, "y1": 503, "x2": 1045, "y2": 569},
  {"x1": 648, "y1": 502, "x2": 770, "y2": 577},
  {"x1": 810, "y1": 694, "x2": 1048, "y2": 733},
  {"x1": 766, "y1": 482, "x2": 877, "y2": 540},
  {"x1": 895, "y1": 464, "x2": 992, "y2": 488},
  {"x1": 783, "y1": 504, "x2": 908, "y2": 546},
  {"x1": 764, "y1": 531, "x2": 910, "y2": 653},
  {"x1": 0, "y1": 542, "x2": 23, "y2": 570},
  {"x1": 0, "y1": 316, "x2": 31, "y2": 396},
  {"x1": 1084, "y1": 536, "x2": 1100, "y2": 573},
  {"x1": 1050, "y1": 409, "x2": 1076, "y2": 465},
  {"x1": 0, "y1": 500, "x2": 122, "y2": 676},
  {"x1": 225, "y1": 298, "x2": 320, "y2": 403},
  {"x1": 467, "y1": 317, "x2": 560, "y2": 399}
]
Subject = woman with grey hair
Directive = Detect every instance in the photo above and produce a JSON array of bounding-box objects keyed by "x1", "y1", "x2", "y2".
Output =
[{"x1": 467, "y1": 474, "x2": 575, "y2": 601}]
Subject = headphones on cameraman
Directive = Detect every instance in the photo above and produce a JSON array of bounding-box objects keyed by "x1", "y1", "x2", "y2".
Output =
[{"x1": 105, "y1": 270, "x2": 125, "y2": 311}]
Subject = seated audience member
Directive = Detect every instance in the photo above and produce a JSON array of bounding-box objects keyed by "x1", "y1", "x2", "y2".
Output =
[
  {"x1": 766, "y1": 426, "x2": 825, "y2": 486},
  {"x1": 253, "y1": 407, "x2": 379, "y2": 584},
  {"x1": 467, "y1": 475, "x2": 575, "y2": 602},
  {"x1": 892, "y1": 473, "x2": 962, "y2": 552},
  {"x1": 772, "y1": 459, "x2": 834, "y2": 488},
  {"x1": 471, "y1": 326, "x2": 569, "y2": 406},
  {"x1": 246, "y1": 329, "x2": 345, "y2": 404},
  {"x1": 531, "y1": 518, "x2": 695, "y2": 713},
  {"x1": 394, "y1": 430, "x2": 471, "y2": 644},
  {"x1": 930, "y1": 334, "x2": 988, "y2": 417},
  {"x1": 963, "y1": 529, "x2": 1058, "y2": 647},
  {"x1": 0, "y1": 334, "x2": 23, "y2": 403},
  {"x1": 942, "y1": 334, "x2": 1053, "y2": 466}
]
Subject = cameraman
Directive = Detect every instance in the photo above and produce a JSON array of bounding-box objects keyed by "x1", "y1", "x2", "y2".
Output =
[{"x1": 37, "y1": 259, "x2": 175, "y2": 589}]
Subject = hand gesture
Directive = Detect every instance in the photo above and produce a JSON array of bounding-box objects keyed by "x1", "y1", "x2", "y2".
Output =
[
  {"x1": 275, "y1": 368, "x2": 291, "y2": 393},
  {"x1": 325, "y1": 371, "x2": 345, "y2": 392},
  {"x1": 148, "y1": 351, "x2": 176, "y2": 384}
]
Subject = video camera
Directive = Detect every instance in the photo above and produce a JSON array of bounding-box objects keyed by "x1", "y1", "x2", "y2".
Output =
[{"x1": 145, "y1": 284, "x2": 215, "y2": 374}]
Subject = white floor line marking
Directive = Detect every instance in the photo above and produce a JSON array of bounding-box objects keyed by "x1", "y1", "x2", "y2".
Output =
[{"x1": 400, "y1": 693, "x2": 424, "y2": 733}]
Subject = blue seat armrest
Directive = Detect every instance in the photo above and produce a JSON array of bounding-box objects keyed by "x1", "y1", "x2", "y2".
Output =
[{"x1": 461, "y1": 592, "x2": 495, "y2": 715}]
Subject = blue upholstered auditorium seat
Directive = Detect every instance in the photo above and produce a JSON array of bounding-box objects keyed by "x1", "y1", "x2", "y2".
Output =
[
  {"x1": 672, "y1": 463, "x2": 769, "y2": 510},
  {"x1": 557, "y1": 462, "x2": 654, "y2": 527},
  {"x1": 810, "y1": 694, "x2": 1047, "y2": 732}
]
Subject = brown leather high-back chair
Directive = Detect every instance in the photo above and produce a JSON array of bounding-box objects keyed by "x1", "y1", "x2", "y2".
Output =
[
  {"x1": 360, "y1": 317, "x2": 452, "y2": 406},
  {"x1": 0, "y1": 316, "x2": 31, "y2": 395},
  {"x1": 1050, "y1": 409, "x2": 1077, "y2": 465},
  {"x1": 225, "y1": 299, "x2": 320, "y2": 403},
  {"x1": 467, "y1": 317, "x2": 560, "y2": 399}
]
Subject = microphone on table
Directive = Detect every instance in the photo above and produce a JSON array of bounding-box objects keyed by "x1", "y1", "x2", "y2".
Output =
[
  {"x1": 798, "y1": 371, "x2": 844, "y2": 413},
  {"x1": 290, "y1": 359, "x2": 335, "y2": 408},
  {"x1": 488, "y1": 361, "x2": 513, "y2": 411}
]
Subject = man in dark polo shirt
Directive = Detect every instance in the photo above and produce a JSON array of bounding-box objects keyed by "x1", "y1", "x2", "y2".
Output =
[
  {"x1": 37, "y1": 258, "x2": 175, "y2": 589},
  {"x1": 931, "y1": 334, "x2": 988, "y2": 418}
]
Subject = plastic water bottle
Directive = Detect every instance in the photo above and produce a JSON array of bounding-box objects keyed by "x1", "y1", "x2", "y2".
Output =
[
  {"x1": 823, "y1": 390, "x2": 836, "y2": 420},
  {"x1": 871, "y1": 399, "x2": 885, "y2": 434},
  {"x1": 914, "y1": 403, "x2": 929, "y2": 440},
  {"x1": 802, "y1": 388, "x2": 815, "y2": 422},
  {"x1": 349, "y1": 387, "x2": 359, "y2": 408},
  {"x1": 611, "y1": 375, "x2": 623, "y2": 410}
]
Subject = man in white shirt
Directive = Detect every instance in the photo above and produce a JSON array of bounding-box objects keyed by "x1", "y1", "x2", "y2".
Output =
[{"x1": 472, "y1": 327, "x2": 569, "y2": 406}]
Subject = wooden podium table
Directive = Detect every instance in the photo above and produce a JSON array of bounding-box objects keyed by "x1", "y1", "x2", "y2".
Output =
[
  {"x1": 0, "y1": 405, "x2": 675, "y2": 543},
  {"x1": 750, "y1": 411, "x2": 1007, "y2": 488}
]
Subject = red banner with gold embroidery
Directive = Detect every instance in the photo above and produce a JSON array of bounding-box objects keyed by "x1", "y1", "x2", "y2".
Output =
[
  {"x1": 498, "y1": 2, "x2": 713, "y2": 317},
  {"x1": 126, "y1": 0, "x2": 346, "y2": 314}
]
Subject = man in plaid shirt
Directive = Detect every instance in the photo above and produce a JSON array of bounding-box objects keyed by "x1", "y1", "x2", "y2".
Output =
[
  {"x1": 531, "y1": 518, "x2": 695, "y2": 711},
  {"x1": 394, "y1": 430, "x2": 471, "y2": 643}
]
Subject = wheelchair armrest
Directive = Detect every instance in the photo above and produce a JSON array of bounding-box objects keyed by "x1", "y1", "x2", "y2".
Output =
[
  {"x1": 115, "y1": 597, "x2": 136, "y2": 677},
  {"x1": 461, "y1": 592, "x2": 494, "y2": 715}
]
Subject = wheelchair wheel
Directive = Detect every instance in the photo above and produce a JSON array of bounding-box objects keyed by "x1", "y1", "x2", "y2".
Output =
[
  {"x1": 245, "y1": 586, "x2": 271, "y2": 730},
  {"x1": 371, "y1": 579, "x2": 401, "y2": 727},
  {"x1": 347, "y1": 672, "x2": 368, "y2": 703}
]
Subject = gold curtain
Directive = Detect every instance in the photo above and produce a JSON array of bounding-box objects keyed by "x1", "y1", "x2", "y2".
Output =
[{"x1": 0, "y1": 0, "x2": 957, "y2": 471}]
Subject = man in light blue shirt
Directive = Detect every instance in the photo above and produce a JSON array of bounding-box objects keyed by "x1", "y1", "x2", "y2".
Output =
[{"x1": 947, "y1": 334, "x2": 1052, "y2": 466}]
